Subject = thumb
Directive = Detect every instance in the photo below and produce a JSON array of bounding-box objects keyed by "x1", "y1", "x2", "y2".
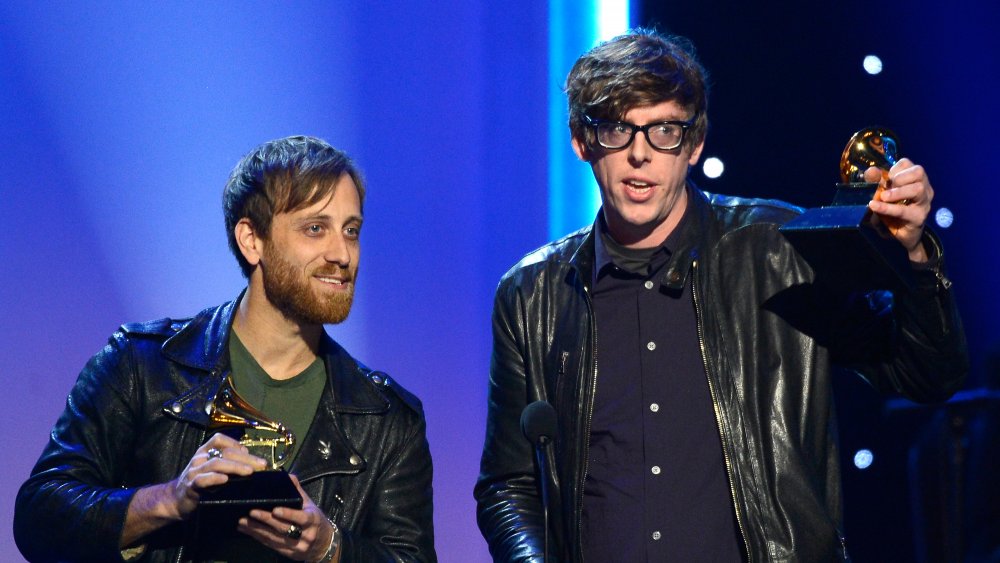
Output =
[{"x1": 862, "y1": 166, "x2": 883, "y2": 184}]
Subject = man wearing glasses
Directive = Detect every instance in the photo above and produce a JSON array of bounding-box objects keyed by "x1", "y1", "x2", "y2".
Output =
[{"x1": 475, "y1": 29, "x2": 967, "y2": 561}]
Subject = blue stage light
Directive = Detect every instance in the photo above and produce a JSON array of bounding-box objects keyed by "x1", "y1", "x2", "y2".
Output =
[
  {"x1": 548, "y1": 0, "x2": 629, "y2": 238},
  {"x1": 863, "y1": 55, "x2": 883, "y2": 75},
  {"x1": 935, "y1": 207, "x2": 954, "y2": 229},
  {"x1": 854, "y1": 449, "x2": 874, "y2": 470}
]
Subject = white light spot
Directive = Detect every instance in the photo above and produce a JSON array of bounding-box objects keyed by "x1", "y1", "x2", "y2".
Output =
[
  {"x1": 596, "y1": 0, "x2": 629, "y2": 41},
  {"x1": 863, "y1": 55, "x2": 883, "y2": 75},
  {"x1": 702, "y1": 157, "x2": 725, "y2": 179},
  {"x1": 935, "y1": 207, "x2": 954, "y2": 229},
  {"x1": 854, "y1": 449, "x2": 874, "y2": 470}
]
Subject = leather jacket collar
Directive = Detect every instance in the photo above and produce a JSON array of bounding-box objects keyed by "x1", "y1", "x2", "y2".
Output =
[{"x1": 161, "y1": 292, "x2": 389, "y2": 410}]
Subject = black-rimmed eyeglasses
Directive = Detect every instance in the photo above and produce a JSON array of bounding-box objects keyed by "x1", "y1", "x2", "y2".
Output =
[{"x1": 583, "y1": 114, "x2": 694, "y2": 151}]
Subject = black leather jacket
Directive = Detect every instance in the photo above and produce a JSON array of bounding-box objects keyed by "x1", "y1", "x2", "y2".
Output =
[
  {"x1": 15, "y1": 297, "x2": 436, "y2": 563},
  {"x1": 475, "y1": 188, "x2": 967, "y2": 562}
]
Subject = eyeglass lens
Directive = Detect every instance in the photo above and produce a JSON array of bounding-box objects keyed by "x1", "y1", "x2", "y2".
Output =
[{"x1": 597, "y1": 122, "x2": 685, "y2": 150}]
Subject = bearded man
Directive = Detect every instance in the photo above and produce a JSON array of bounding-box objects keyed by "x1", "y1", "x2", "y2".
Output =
[{"x1": 14, "y1": 136, "x2": 436, "y2": 563}]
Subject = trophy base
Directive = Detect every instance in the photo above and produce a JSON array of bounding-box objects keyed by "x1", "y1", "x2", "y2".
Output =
[
  {"x1": 190, "y1": 469, "x2": 302, "y2": 545},
  {"x1": 779, "y1": 182, "x2": 913, "y2": 291}
]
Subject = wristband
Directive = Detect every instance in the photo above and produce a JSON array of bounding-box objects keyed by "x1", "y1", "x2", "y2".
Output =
[{"x1": 317, "y1": 518, "x2": 341, "y2": 562}]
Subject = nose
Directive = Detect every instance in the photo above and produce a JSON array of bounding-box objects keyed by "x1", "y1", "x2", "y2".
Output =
[
  {"x1": 627, "y1": 129, "x2": 653, "y2": 164},
  {"x1": 324, "y1": 233, "x2": 353, "y2": 267}
]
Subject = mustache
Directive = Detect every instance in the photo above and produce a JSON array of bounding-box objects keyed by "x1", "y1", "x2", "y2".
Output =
[{"x1": 313, "y1": 265, "x2": 357, "y2": 282}]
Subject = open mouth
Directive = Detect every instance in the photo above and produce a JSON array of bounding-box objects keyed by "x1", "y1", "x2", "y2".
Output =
[
  {"x1": 314, "y1": 275, "x2": 350, "y2": 289},
  {"x1": 624, "y1": 179, "x2": 655, "y2": 198}
]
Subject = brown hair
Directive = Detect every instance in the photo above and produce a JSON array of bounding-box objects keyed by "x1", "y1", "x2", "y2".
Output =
[
  {"x1": 222, "y1": 135, "x2": 365, "y2": 278},
  {"x1": 566, "y1": 28, "x2": 709, "y2": 150}
]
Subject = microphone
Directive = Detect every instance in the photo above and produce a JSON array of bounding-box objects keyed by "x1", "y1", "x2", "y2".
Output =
[
  {"x1": 521, "y1": 400, "x2": 558, "y2": 563},
  {"x1": 521, "y1": 400, "x2": 557, "y2": 446}
]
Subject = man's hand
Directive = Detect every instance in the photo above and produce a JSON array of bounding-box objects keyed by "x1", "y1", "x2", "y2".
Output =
[
  {"x1": 121, "y1": 433, "x2": 267, "y2": 548},
  {"x1": 865, "y1": 158, "x2": 934, "y2": 263},
  {"x1": 238, "y1": 474, "x2": 338, "y2": 562},
  {"x1": 167, "y1": 433, "x2": 267, "y2": 518}
]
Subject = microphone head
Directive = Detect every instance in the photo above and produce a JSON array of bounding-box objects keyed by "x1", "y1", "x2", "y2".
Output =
[{"x1": 521, "y1": 400, "x2": 558, "y2": 445}]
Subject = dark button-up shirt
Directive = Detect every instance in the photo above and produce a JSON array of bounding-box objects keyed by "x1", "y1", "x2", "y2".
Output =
[{"x1": 582, "y1": 206, "x2": 744, "y2": 562}]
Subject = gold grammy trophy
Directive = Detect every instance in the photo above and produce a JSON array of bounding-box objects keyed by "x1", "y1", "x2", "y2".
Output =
[
  {"x1": 779, "y1": 127, "x2": 913, "y2": 290},
  {"x1": 208, "y1": 375, "x2": 296, "y2": 469},
  {"x1": 191, "y1": 375, "x2": 303, "y2": 545}
]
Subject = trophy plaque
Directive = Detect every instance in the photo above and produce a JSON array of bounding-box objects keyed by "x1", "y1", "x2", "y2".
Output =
[
  {"x1": 191, "y1": 375, "x2": 302, "y2": 543},
  {"x1": 779, "y1": 127, "x2": 914, "y2": 290}
]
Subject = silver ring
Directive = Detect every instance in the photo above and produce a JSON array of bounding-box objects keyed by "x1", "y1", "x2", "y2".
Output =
[
  {"x1": 206, "y1": 448, "x2": 222, "y2": 459},
  {"x1": 286, "y1": 524, "x2": 302, "y2": 539}
]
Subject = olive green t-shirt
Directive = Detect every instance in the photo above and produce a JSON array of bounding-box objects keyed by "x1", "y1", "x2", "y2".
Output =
[{"x1": 228, "y1": 332, "x2": 326, "y2": 467}]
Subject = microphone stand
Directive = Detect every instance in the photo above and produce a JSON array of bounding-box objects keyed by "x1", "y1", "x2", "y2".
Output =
[
  {"x1": 535, "y1": 435, "x2": 551, "y2": 563},
  {"x1": 522, "y1": 400, "x2": 559, "y2": 563}
]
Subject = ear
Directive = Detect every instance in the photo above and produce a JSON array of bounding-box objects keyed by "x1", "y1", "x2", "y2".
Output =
[
  {"x1": 687, "y1": 139, "x2": 706, "y2": 166},
  {"x1": 234, "y1": 218, "x2": 263, "y2": 268},
  {"x1": 571, "y1": 134, "x2": 592, "y2": 162}
]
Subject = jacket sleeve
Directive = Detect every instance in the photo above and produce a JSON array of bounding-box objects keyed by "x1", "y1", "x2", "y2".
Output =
[
  {"x1": 474, "y1": 280, "x2": 549, "y2": 562},
  {"x1": 14, "y1": 330, "x2": 142, "y2": 563},
  {"x1": 832, "y1": 231, "x2": 968, "y2": 401},
  {"x1": 339, "y1": 406, "x2": 437, "y2": 562}
]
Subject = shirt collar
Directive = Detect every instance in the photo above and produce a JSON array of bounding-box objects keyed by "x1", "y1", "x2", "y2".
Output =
[{"x1": 592, "y1": 185, "x2": 694, "y2": 283}]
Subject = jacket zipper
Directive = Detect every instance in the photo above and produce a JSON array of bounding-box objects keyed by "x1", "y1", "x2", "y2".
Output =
[
  {"x1": 692, "y1": 260, "x2": 752, "y2": 562},
  {"x1": 576, "y1": 284, "x2": 599, "y2": 562}
]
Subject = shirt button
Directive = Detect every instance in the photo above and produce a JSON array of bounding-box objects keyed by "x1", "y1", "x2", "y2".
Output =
[
  {"x1": 652, "y1": 531, "x2": 662, "y2": 541},
  {"x1": 646, "y1": 341, "x2": 656, "y2": 351},
  {"x1": 651, "y1": 465, "x2": 661, "y2": 475},
  {"x1": 650, "y1": 403, "x2": 659, "y2": 412},
  {"x1": 644, "y1": 280, "x2": 654, "y2": 290}
]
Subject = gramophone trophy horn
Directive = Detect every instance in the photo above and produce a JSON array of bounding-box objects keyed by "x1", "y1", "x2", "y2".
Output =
[
  {"x1": 208, "y1": 375, "x2": 295, "y2": 469},
  {"x1": 839, "y1": 126, "x2": 899, "y2": 183},
  {"x1": 778, "y1": 126, "x2": 913, "y2": 290}
]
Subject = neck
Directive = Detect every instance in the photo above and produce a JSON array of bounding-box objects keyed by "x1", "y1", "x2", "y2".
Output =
[
  {"x1": 607, "y1": 187, "x2": 688, "y2": 249},
  {"x1": 232, "y1": 283, "x2": 322, "y2": 381}
]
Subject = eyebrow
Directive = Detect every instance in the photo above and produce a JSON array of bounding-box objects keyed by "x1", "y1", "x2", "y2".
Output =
[
  {"x1": 618, "y1": 116, "x2": 691, "y2": 124},
  {"x1": 293, "y1": 213, "x2": 364, "y2": 226}
]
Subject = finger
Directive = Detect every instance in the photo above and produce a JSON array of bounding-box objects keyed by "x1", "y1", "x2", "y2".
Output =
[
  {"x1": 248, "y1": 507, "x2": 308, "y2": 528},
  {"x1": 888, "y1": 157, "x2": 915, "y2": 175},
  {"x1": 887, "y1": 163, "x2": 924, "y2": 188},
  {"x1": 203, "y1": 432, "x2": 245, "y2": 451},
  {"x1": 286, "y1": 474, "x2": 314, "y2": 506},
  {"x1": 245, "y1": 509, "x2": 313, "y2": 549},
  {"x1": 198, "y1": 435, "x2": 268, "y2": 471},
  {"x1": 188, "y1": 470, "x2": 231, "y2": 491},
  {"x1": 238, "y1": 516, "x2": 305, "y2": 551},
  {"x1": 868, "y1": 199, "x2": 927, "y2": 231},
  {"x1": 195, "y1": 448, "x2": 264, "y2": 478},
  {"x1": 862, "y1": 166, "x2": 882, "y2": 184},
  {"x1": 868, "y1": 199, "x2": 907, "y2": 217},
  {"x1": 876, "y1": 185, "x2": 920, "y2": 206},
  {"x1": 209, "y1": 448, "x2": 269, "y2": 471}
]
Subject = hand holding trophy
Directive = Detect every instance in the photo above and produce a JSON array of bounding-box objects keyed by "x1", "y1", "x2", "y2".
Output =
[
  {"x1": 840, "y1": 127, "x2": 910, "y2": 237},
  {"x1": 779, "y1": 126, "x2": 914, "y2": 290},
  {"x1": 190, "y1": 375, "x2": 303, "y2": 552}
]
